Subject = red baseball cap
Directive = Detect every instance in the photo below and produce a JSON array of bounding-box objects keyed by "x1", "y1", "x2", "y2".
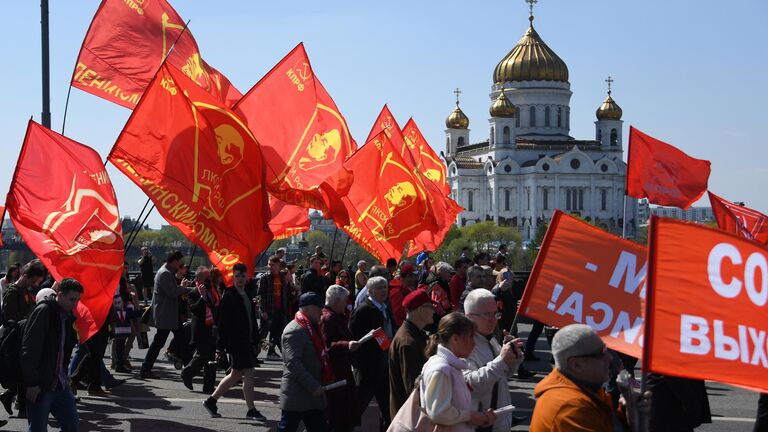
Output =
[
  {"x1": 402, "y1": 289, "x2": 433, "y2": 311},
  {"x1": 399, "y1": 263, "x2": 416, "y2": 276}
]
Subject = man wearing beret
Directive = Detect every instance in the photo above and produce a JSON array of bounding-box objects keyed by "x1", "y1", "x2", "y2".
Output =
[
  {"x1": 387, "y1": 289, "x2": 434, "y2": 419},
  {"x1": 277, "y1": 292, "x2": 331, "y2": 432}
]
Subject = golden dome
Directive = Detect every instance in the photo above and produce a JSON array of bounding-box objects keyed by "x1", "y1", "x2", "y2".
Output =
[
  {"x1": 490, "y1": 90, "x2": 516, "y2": 118},
  {"x1": 493, "y1": 16, "x2": 569, "y2": 83},
  {"x1": 446, "y1": 103, "x2": 469, "y2": 129},
  {"x1": 596, "y1": 92, "x2": 623, "y2": 120}
]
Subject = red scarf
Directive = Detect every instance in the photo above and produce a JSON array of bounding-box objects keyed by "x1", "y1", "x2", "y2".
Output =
[{"x1": 295, "y1": 310, "x2": 334, "y2": 384}]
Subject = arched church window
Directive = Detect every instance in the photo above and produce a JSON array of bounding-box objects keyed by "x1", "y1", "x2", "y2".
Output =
[
  {"x1": 597, "y1": 129, "x2": 602, "y2": 142},
  {"x1": 557, "y1": 107, "x2": 562, "y2": 127},
  {"x1": 529, "y1": 107, "x2": 536, "y2": 127},
  {"x1": 545, "y1": 107, "x2": 551, "y2": 127},
  {"x1": 446, "y1": 136, "x2": 450, "y2": 149},
  {"x1": 515, "y1": 107, "x2": 520, "y2": 127},
  {"x1": 610, "y1": 129, "x2": 618, "y2": 146},
  {"x1": 490, "y1": 127, "x2": 494, "y2": 146},
  {"x1": 505, "y1": 189, "x2": 510, "y2": 211},
  {"x1": 468, "y1": 190, "x2": 474, "y2": 211},
  {"x1": 458, "y1": 136, "x2": 465, "y2": 146},
  {"x1": 502, "y1": 126, "x2": 510, "y2": 143},
  {"x1": 566, "y1": 108, "x2": 570, "y2": 129}
]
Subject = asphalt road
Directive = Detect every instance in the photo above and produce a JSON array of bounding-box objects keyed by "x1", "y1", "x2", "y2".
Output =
[{"x1": 0, "y1": 323, "x2": 759, "y2": 431}]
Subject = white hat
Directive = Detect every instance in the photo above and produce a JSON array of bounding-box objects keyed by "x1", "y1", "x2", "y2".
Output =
[{"x1": 35, "y1": 288, "x2": 57, "y2": 304}]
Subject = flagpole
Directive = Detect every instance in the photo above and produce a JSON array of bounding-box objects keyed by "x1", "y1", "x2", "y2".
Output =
[
  {"x1": 123, "y1": 199, "x2": 151, "y2": 251},
  {"x1": 60, "y1": 84, "x2": 73, "y2": 135},
  {"x1": 329, "y1": 227, "x2": 339, "y2": 260},
  {"x1": 186, "y1": 244, "x2": 198, "y2": 269},
  {"x1": 40, "y1": 0, "x2": 51, "y2": 128},
  {"x1": 124, "y1": 204, "x2": 154, "y2": 252},
  {"x1": 340, "y1": 236, "x2": 352, "y2": 266},
  {"x1": 622, "y1": 194, "x2": 628, "y2": 239}
]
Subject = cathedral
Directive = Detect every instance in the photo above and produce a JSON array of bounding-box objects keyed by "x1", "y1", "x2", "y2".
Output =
[{"x1": 442, "y1": 5, "x2": 637, "y2": 241}]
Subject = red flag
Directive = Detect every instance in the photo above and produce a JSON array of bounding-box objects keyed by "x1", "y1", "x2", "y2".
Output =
[
  {"x1": 268, "y1": 195, "x2": 310, "y2": 240},
  {"x1": 626, "y1": 127, "x2": 711, "y2": 209},
  {"x1": 234, "y1": 43, "x2": 355, "y2": 225},
  {"x1": 401, "y1": 119, "x2": 462, "y2": 254},
  {"x1": 366, "y1": 105, "x2": 416, "y2": 166},
  {"x1": 402, "y1": 119, "x2": 450, "y2": 196},
  {"x1": 6, "y1": 120, "x2": 124, "y2": 341},
  {"x1": 372, "y1": 327, "x2": 392, "y2": 351},
  {"x1": 645, "y1": 217, "x2": 768, "y2": 392},
  {"x1": 708, "y1": 192, "x2": 768, "y2": 245},
  {"x1": 519, "y1": 210, "x2": 646, "y2": 358},
  {"x1": 72, "y1": 0, "x2": 241, "y2": 108},
  {"x1": 337, "y1": 131, "x2": 431, "y2": 263},
  {"x1": 108, "y1": 63, "x2": 272, "y2": 281}
]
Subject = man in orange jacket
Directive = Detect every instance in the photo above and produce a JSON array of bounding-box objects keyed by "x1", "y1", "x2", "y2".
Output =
[{"x1": 530, "y1": 324, "x2": 647, "y2": 432}]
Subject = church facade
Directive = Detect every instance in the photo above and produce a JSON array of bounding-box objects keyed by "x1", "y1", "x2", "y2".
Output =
[{"x1": 442, "y1": 9, "x2": 637, "y2": 240}]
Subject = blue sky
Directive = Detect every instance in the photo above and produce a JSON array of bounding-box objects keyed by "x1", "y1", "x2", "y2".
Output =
[{"x1": 1, "y1": 0, "x2": 766, "y2": 227}]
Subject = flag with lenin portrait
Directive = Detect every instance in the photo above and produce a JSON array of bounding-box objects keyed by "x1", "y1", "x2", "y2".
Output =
[{"x1": 109, "y1": 63, "x2": 272, "y2": 281}]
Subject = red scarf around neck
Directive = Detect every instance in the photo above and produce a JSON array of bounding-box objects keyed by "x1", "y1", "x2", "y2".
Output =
[{"x1": 295, "y1": 310, "x2": 334, "y2": 384}]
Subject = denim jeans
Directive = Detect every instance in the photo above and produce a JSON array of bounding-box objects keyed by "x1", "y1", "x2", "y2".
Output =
[
  {"x1": 277, "y1": 409, "x2": 326, "y2": 432},
  {"x1": 26, "y1": 387, "x2": 78, "y2": 432}
]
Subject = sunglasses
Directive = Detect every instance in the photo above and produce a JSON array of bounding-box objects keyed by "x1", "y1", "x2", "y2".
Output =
[{"x1": 573, "y1": 346, "x2": 608, "y2": 359}]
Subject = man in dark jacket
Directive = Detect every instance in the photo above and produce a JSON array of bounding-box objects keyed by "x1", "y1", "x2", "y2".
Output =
[
  {"x1": 1, "y1": 259, "x2": 46, "y2": 417},
  {"x1": 21, "y1": 278, "x2": 82, "y2": 432},
  {"x1": 258, "y1": 256, "x2": 292, "y2": 361},
  {"x1": 141, "y1": 251, "x2": 194, "y2": 379},
  {"x1": 388, "y1": 289, "x2": 433, "y2": 419},
  {"x1": 350, "y1": 276, "x2": 395, "y2": 432},
  {"x1": 181, "y1": 266, "x2": 219, "y2": 393},
  {"x1": 300, "y1": 256, "x2": 325, "y2": 296}
]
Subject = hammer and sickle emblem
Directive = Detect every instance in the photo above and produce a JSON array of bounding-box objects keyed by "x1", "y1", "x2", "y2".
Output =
[{"x1": 295, "y1": 61, "x2": 312, "y2": 82}]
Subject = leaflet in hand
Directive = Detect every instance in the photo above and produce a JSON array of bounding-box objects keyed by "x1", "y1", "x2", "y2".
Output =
[
  {"x1": 493, "y1": 404, "x2": 516, "y2": 416},
  {"x1": 322, "y1": 380, "x2": 347, "y2": 392}
]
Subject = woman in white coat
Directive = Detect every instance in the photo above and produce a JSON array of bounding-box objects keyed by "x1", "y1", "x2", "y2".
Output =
[{"x1": 421, "y1": 312, "x2": 497, "y2": 432}]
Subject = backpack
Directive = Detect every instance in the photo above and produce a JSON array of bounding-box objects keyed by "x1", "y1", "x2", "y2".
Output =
[{"x1": 0, "y1": 319, "x2": 26, "y2": 389}]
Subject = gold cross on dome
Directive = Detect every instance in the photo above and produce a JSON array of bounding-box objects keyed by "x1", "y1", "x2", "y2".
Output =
[
  {"x1": 526, "y1": 0, "x2": 538, "y2": 20},
  {"x1": 453, "y1": 87, "x2": 462, "y2": 105},
  {"x1": 605, "y1": 76, "x2": 614, "y2": 94}
]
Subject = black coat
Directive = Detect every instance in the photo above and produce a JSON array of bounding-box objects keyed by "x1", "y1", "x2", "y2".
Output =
[
  {"x1": 647, "y1": 375, "x2": 711, "y2": 431},
  {"x1": 189, "y1": 287, "x2": 219, "y2": 350},
  {"x1": 217, "y1": 286, "x2": 259, "y2": 355},
  {"x1": 20, "y1": 300, "x2": 76, "y2": 389},
  {"x1": 300, "y1": 269, "x2": 325, "y2": 296},
  {"x1": 349, "y1": 298, "x2": 396, "y2": 383}
]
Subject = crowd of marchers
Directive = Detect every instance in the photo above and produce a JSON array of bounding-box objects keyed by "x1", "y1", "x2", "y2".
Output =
[{"x1": 0, "y1": 242, "x2": 757, "y2": 432}]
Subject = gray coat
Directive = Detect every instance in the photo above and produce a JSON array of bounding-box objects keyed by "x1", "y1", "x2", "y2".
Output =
[
  {"x1": 151, "y1": 263, "x2": 189, "y2": 330},
  {"x1": 279, "y1": 319, "x2": 325, "y2": 411}
]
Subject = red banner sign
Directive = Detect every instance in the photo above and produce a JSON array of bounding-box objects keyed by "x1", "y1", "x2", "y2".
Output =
[
  {"x1": 645, "y1": 217, "x2": 768, "y2": 392},
  {"x1": 519, "y1": 210, "x2": 646, "y2": 358}
]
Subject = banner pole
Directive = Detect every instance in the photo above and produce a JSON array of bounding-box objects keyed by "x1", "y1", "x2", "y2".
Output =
[
  {"x1": 340, "y1": 236, "x2": 352, "y2": 266},
  {"x1": 123, "y1": 198, "x2": 151, "y2": 251},
  {"x1": 186, "y1": 244, "x2": 198, "y2": 269},
  {"x1": 622, "y1": 194, "x2": 628, "y2": 239},
  {"x1": 329, "y1": 227, "x2": 339, "y2": 261},
  {"x1": 61, "y1": 85, "x2": 73, "y2": 135},
  {"x1": 124, "y1": 204, "x2": 154, "y2": 252}
]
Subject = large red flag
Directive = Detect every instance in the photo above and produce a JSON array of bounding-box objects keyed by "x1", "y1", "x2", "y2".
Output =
[
  {"x1": 708, "y1": 192, "x2": 768, "y2": 245},
  {"x1": 519, "y1": 210, "x2": 646, "y2": 358},
  {"x1": 367, "y1": 105, "x2": 416, "y2": 166},
  {"x1": 401, "y1": 119, "x2": 462, "y2": 254},
  {"x1": 234, "y1": 43, "x2": 355, "y2": 225},
  {"x1": 626, "y1": 127, "x2": 711, "y2": 209},
  {"x1": 72, "y1": 0, "x2": 241, "y2": 108},
  {"x1": 337, "y1": 131, "x2": 431, "y2": 263},
  {"x1": 109, "y1": 63, "x2": 272, "y2": 281},
  {"x1": 645, "y1": 217, "x2": 768, "y2": 392},
  {"x1": 268, "y1": 195, "x2": 310, "y2": 240},
  {"x1": 6, "y1": 120, "x2": 124, "y2": 341}
]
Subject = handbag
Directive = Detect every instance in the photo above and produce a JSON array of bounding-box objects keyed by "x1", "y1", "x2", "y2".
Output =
[{"x1": 387, "y1": 376, "x2": 450, "y2": 432}]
